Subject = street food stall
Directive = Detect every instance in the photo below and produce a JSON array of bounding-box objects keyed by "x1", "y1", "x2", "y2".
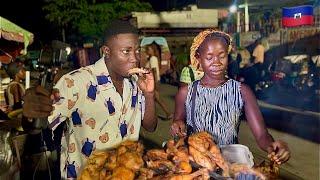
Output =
[
  {"x1": 0, "y1": 16, "x2": 34, "y2": 179},
  {"x1": 78, "y1": 132, "x2": 279, "y2": 179},
  {"x1": 0, "y1": 16, "x2": 34, "y2": 64}
]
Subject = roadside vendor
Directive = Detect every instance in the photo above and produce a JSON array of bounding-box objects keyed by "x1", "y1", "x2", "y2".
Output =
[
  {"x1": 170, "y1": 29, "x2": 290, "y2": 165},
  {"x1": 6, "y1": 60, "x2": 26, "y2": 111},
  {"x1": 22, "y1": 20, "x2": 157, "y2": 179}
]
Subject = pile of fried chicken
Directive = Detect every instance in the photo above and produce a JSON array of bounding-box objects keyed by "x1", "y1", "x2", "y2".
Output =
[{"x1": 79, "y1": 132, "x2": 277, "y2": 180}]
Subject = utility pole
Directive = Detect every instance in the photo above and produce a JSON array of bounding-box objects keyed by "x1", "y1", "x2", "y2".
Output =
[{"x1": 244, "y1": 1, "x2": 249, "y2": 32}]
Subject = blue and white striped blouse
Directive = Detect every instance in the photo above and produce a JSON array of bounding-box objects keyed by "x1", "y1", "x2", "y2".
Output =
[{"x1": 186, "y1": 79, "x2": 244, "y2": 145}]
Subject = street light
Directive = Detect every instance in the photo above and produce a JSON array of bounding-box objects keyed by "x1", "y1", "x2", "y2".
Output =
[{"x1": 229, "y1": 4, "x2": 237, "y2": 13}]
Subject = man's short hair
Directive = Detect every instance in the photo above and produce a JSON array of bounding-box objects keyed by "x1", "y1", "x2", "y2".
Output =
[
  {"x1": 103, "y1": 20, "x2": 138, "y2": 45},
  {"x1": 6, "y1": 61, "x2": 24, "y2": 79}
]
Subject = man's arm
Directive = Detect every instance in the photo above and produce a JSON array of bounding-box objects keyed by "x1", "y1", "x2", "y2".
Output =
[
  {"x1": 137, "y1": 71, "x2": 157, "y2": 132},
  {"x1": 23, "y1": 73, "x2": 80, "y2": 131},
  {"x1": 141, "y1": 92, "x2": 157, "y2": 132}
]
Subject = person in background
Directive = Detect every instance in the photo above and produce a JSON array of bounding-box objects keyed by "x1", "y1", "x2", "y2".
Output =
[
  {"x1": 248, "y1": 38, "x2": 268, "y2": 90},
  {"x1": 179, "y1": 58, "x2": 204, "y2": 87},
  {"x1": 161, "y1": 53, "x2": 178, "y2": 85},
  {"x1": 6, "y1": 61, "x2": 26, "y2": 111},
  {"x1": 227, "y1": 44, "x2": 241, "y2": 80},
  {"x1": 22, "y1": 20, "x2": 157, "y2": 179},
  {"x1": 252, "y1": 38, "x2": 266, "y2": 65},
  {"x1": 171, "y1": 29, "x2": 290, "y2": 165},
  {"x1": 145, "y1": 43, "x2": 172, "y2": 120}
]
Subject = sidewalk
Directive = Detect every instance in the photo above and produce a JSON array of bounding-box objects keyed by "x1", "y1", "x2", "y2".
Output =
[
  {"x1": 239, "y1": 122, "x2": 319, "y2": 180},
  {"x1": 140, "y1": 84, "x2": 320, "y2": 180}
]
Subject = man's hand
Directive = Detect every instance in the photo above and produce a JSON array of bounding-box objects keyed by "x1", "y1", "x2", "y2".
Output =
[
  {"x1": 267, "y1": 140, "x2": 290, "y2": 165},
  {"x1": 137, "y1": 70, "x2": 155, "y2": 94},
  {"x1": 23, "y1": 86, "x2": 53, "y2": 119}
]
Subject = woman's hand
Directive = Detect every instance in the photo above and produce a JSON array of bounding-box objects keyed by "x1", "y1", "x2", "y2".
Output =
[
  {"x1": 267, "y1": 140, "x2": 290, "y2": 165},
  {"x1": 170, "y1": 120, "x2": 186, "y2": 137}
]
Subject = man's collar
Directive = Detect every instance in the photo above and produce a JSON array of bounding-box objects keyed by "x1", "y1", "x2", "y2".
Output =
[
  {"x1": 92, "y1": 57, "x2": 113, "y2": 90},
  {"x1": 92, "y1": 57, "x2": 109, "y2": 76}
]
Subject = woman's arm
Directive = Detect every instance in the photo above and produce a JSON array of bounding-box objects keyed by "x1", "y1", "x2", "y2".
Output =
[
  {"x1": 241, "y1": 84, "x2": 290, "y2": 164},
  {"x1": 170, "y1": 85, "x2": 188, "y2": 136},
  {"x1": 241, "y1": 84, "x2": 273, "y2": 151}
]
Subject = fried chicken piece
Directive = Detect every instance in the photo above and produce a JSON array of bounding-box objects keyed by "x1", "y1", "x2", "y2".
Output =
[
  {"x1": 100, "y1": 168, "x2": 112, "y2": 180},
  {"x1": 208, "y1": 145, "x2": 230, "y2": 175},
  {"x1": 117, "y1": 141, "x2": 144, "y2": 155},
  {"x1": 172, "y1": 146, "x2": 189, "y2": 163},
  {"x1": 117, "y1": 152, "x2": 144, "y2": 172},
  {"x1": 188, "y1": 132, "x2": 215, "y2": 152},
  {"x1": 146, "y1": 159, "x2": 175, "y2": 173},
  {"x1": 136, "y1": 168, "x2": 154, "y2": 180},
  {"x1": 78, "y1": 168, "x2": 91, "y2": 180},
  {"x1": 128, "y1": 68, "x2": 149, "y2": 75},
  {"x1": 162, "y1": 139, "x2": 191, "y2": 174},
  {"x1": 254, "y1": 161, "x2": 279, "y2": 179},
  {"x1": 79, "y1": 167, "x2": 100, "y2": 180},
  {"x1": 117, "y1": 145, "x2": 128, "y2": 156},
  {"x1": 166, "y1": 138, "x2": 186, "y2": 155},
  {"x1": 189, "y1": 146, "x2": 216, "y2": 171},
  {"x1": 106, "y1": 166, "x2": 135, "y2": 180},
  {"x1": 145, "y1": 149, "x2": 168, "y2": 161},
  {"x1": 167, "y1": 168, "x2": 209, "y2": 180},
  {"x1": 188, "y1": 132, "x2": 230, "y2": 175},
  {"x1": 105, "y1": 151, "x2": 118, "y2": 170},
  {"x1": 151, "y1": 171, "x2": 174, "y2": 180},
  {"x1": 176, "y1": 161, "x2": 192, "y2": 174},
  {"x1": 87, "y1": 151, "x2": 109, "y2": 170}
]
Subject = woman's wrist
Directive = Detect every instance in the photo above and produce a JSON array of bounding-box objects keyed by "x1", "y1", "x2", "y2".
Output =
[{"x1": 173, "y1": 119, "x2": 184, "y2": 123}]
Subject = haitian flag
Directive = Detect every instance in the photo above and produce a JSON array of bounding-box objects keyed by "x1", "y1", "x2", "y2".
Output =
[{"x1": 282, "y1": 5, "x2": 314, "y2": 27}]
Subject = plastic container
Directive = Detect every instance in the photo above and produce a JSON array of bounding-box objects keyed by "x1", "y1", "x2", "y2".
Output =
[{"x1": 220, "y1": 144, "x2": 254, "y2": 167}]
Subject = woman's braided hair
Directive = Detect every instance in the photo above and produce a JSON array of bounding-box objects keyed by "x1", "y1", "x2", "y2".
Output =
[{"x1": 190, "y1": 29, "x2": 232, "y2": 69}]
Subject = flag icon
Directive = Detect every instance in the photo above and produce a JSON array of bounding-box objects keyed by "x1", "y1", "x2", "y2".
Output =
[{"x1": 282, "y1": 5, "x2": 314, "y2": 27}]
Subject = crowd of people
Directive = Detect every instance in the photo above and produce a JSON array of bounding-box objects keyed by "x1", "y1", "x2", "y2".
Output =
[{"x1": 0, "y1": 20, "x2": 291, "y2": 179}]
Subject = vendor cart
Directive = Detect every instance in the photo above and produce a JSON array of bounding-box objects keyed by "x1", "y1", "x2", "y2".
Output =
[
  {"x1": 0, "y1": 17, "x2": 34, "y2": 180},
  {"x1": 0, "y1": 16, "x2": 34, "y2": 64}
]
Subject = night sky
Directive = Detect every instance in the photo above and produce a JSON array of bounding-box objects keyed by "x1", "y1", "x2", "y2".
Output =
[
  {"x1": 2, "y1": 0, "x2": 59, "y2": 48},
  {"x1": 1, "y1": 0, "x2": 196, "y2": 48}
]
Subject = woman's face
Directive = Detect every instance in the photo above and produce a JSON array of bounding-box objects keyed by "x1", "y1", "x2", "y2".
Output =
[
  {"x1": 196, "y1": 39, "x2": 228, "y2": 79},
  {"x1": 146, "y1": 46, "x2": 154, "y2": 56}
]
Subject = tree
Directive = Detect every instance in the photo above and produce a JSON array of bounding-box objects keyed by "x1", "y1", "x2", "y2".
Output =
[{"x1": 43, "y1": 0, "x2": 152, "y2": 43}]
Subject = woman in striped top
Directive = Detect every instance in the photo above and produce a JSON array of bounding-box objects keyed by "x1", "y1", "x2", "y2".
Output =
[{"x1": 170, "y1": 29, "x2": 290, "y2": 165}]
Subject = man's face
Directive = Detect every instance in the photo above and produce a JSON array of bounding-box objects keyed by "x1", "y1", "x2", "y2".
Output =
[
  {"x1": 103, "y1": 33, "x2": 140, "y2": 77},
  {"x1": 17, "y1": 67, "x2": 26, "y2": 80}
]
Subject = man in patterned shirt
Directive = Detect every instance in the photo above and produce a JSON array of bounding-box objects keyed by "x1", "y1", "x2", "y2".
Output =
[{"x1": 22, "y1": 20, "x2": 157, "y2": 179}]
